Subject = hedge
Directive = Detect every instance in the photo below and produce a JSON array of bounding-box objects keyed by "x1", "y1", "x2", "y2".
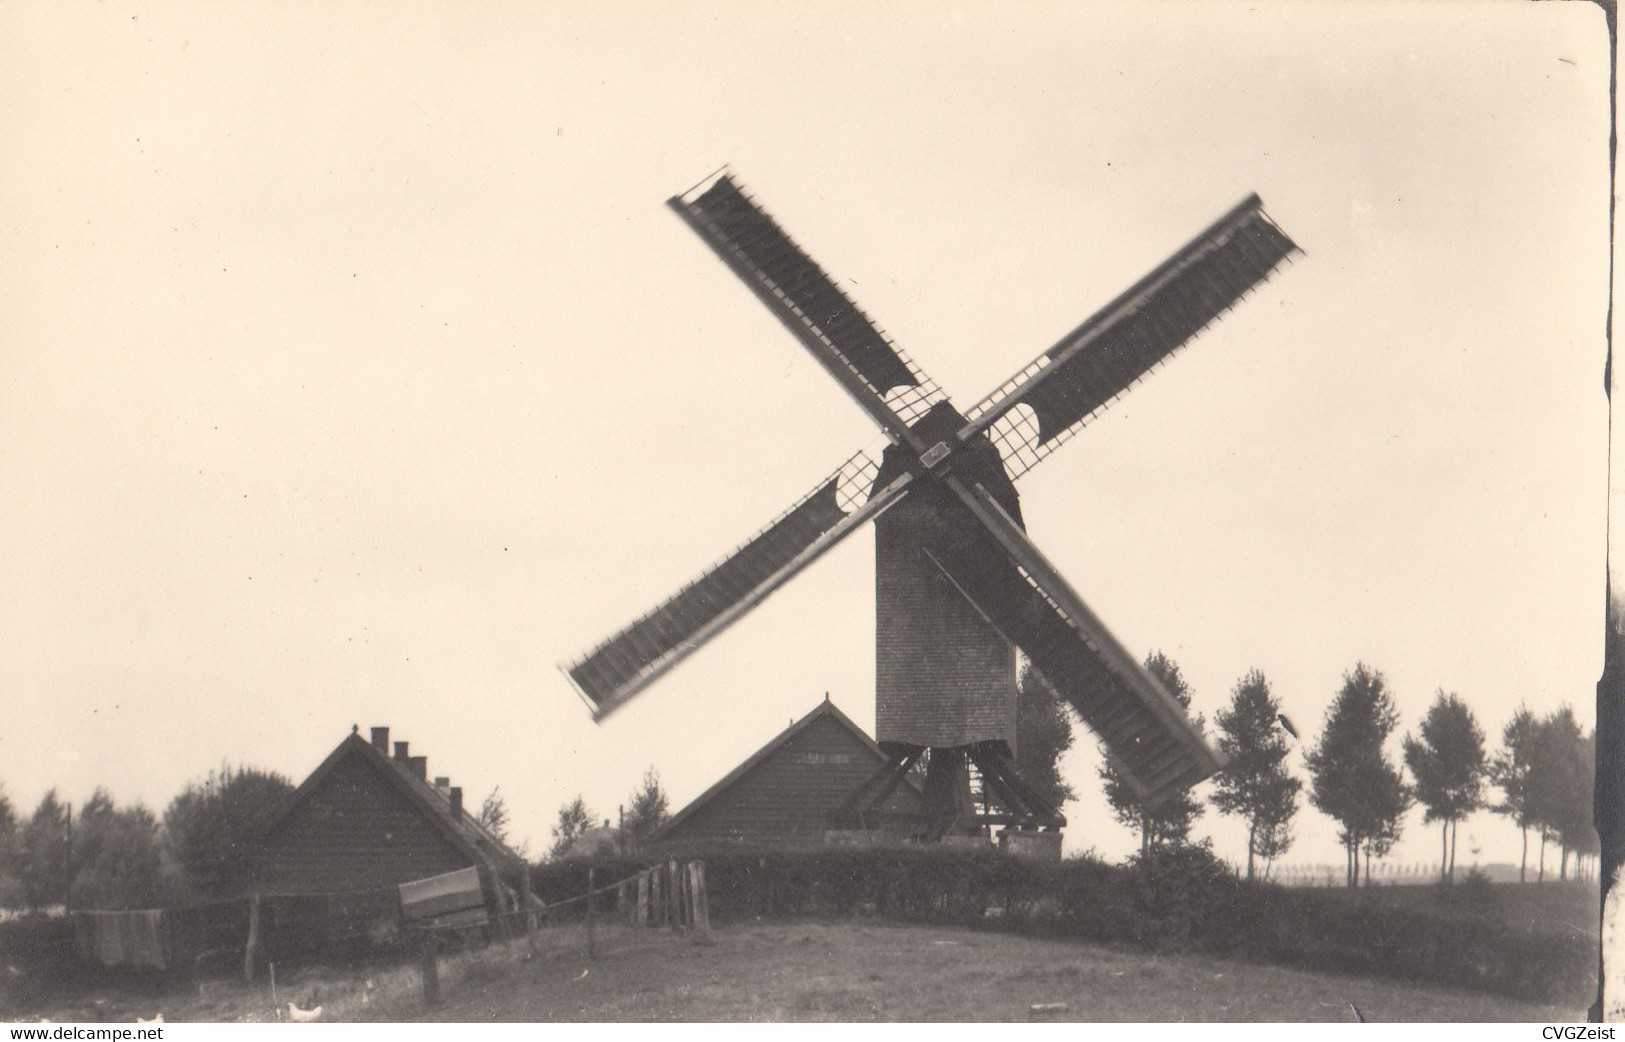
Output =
[{"x1": 529, "y1": 844, "x2": 1593, "y2": 1003}]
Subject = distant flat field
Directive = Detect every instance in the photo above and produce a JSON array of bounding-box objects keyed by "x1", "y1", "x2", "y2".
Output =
[{"x1": 365, "y1": 920, "x2": 1584, "y2": 1023}]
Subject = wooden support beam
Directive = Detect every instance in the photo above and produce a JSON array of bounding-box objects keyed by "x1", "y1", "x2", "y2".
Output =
[
  {"x1": 862, "y1": 750, "x2": 924, "y2": 827},
  {"x1": 586, "y1": 868, "x2": 597, "y2": 958},
  {"x1": 242, "y1": 892, "x2": 262, "y2": 983},
  {"x1": 520, "y1": 868, "x2": 537, "y2": 956},
  {"x1": 689, "y1": 861, "x2": 710, "y2": 939},
  {"x1": 418, "y1": 930, "x2": 440, "y2": 1007},
  {"x1": 667, "y1": 860, "x2": 681, "y2": 931}
]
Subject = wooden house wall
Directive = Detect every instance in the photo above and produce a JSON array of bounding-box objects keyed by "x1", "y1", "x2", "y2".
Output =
[
  {"x1": 254, "y1": 753, "x2": 471, "y2": 894},
  {"x1": 662, "y1": 713, "x2": 922, "y2": 847}
]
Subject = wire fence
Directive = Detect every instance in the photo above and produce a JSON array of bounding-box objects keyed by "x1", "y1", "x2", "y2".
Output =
[{"x1": 411, "y1": 859, "x2": 709, "y2": 1008}]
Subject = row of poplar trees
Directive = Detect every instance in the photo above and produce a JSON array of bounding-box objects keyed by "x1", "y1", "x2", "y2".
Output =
[
  {"x1": 1308, "y1": 663, "x2": 1595, "y2": 887},
  {"x1": 1022, "y1": 656, "x2": 1596, "y2": 887}
]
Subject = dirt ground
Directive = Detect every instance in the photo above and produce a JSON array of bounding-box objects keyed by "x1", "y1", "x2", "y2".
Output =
[
  {"x1": 11, "y1": 918, "x2": 1588, "y2": 1024},
  {"x1": 384, "y1": 920, "x2": 1583, "y2": 1023}
]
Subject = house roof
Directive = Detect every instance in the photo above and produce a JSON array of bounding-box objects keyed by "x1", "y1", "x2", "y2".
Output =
[
  {"x1": 254, "y1": 728, "x2": 526, "y2": 877},
  {"x1": 655, "y1": 695, "x2": 915, "y2": 840}
]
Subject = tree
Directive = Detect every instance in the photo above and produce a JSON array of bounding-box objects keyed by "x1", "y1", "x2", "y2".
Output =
[
  {"x1": 1526, "y1": 706, "x2": 1591, "y2": 882},
  {"x1": 1552, "y1": 720, "x2": 1593, "y2": 882},
  {"x1": 163, "y1": 764, "x2": 293, "y2": 896},
  {"x1": 1402, "y1": 691, "x2": 1487, "y2": 883},
  {"x1": 549, "y1": 796, "x2": 595, "y2": 860},
  {"x1": 1250, "y1": 782, "x2": 1299, "y2": 880},
  {"x1": 1565, "y1": 729, "x2": 1599, "y2": 881},
  {"x1": 478, "y1": 787, "x2": 511, "y2": 842},
  {"x1": 1305, "y1": 663, "x2": 1413, "y2": 887},
  {"x1": 0, "y1": 783, "x2": 18, "y2": 907},
  {"x1": 68, "y1": 789, "x2": 163, "y2": 910},
  {"x1": 1209, "y1": 669, "x2": 1302, "y2": 880},
  {"x1": 1100, "y1": 651, "x2": 1206, "y2": 855},
  {"x1": 477, "y1": 786, "x2": 529, "y2": 858},
  {"x1": 620, "y1": 767, "x2": 670, "y2": 853},
  {"x1": 15, "y1": 790, "x2": 71, "y2": 909},
  {"x1": 1015, "y1": 658, "x2": 1076, "y2": 810},
  {"x1": 1488, "y1": 706, "x2": 1540, "y2": 881}
]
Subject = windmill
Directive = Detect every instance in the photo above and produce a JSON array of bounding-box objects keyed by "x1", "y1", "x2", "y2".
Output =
[{"x1": 564, "y1": 168, "x2": 1300, "y2": 840}]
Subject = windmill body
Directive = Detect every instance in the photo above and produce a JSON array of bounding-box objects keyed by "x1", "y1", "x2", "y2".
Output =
[
  {"x1": 565, "y1": 169, "x2": 1301, "y2": 840},
  {"x1": 869, "y1": 401, "x2": 1036, "y2": 835},
  {"x1": 873, "y1": 401, "x2": 1023, "y2": 753}
]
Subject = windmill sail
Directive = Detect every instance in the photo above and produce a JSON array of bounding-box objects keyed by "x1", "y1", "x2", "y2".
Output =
[
  {"x1": 670, "y1": 172, "x2": 943, "y2": 445},
  {"x1": 571, "y1": 168, "x2": 1298, "y2": 823},
  {"x1": 564, "y1": 453, "x2": 911, "y2": 719},
  {"x1": 964, "y1": 195, "x2": 1300, "y2": 479},
  {"x1": 927, "y1": 479, "x2": 1223, "y2": 804}
]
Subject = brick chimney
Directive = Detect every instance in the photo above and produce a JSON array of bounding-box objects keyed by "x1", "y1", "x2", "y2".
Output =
[
  {"x1": 394, "y1": 741, "x2": 409, "y2": 761},
  {"x1": 434, "y1": 776, "x2": 450, "y2": 791},
  {"x1": 370, "y1": 727, "x2": 389, "y2": 754},
  {"x1": 408, "y1": 755, "x2": 428, "y2": 781},
  {"x1": 450, "y1": 787, "x2": 464, "y2": 819}
]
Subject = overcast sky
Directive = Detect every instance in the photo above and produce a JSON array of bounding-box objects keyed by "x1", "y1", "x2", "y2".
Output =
[{"x1": 1, "y1": 1, "x2": 1611, "y2": 871}]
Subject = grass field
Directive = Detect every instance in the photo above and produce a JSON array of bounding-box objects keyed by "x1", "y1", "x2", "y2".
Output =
[
  {"x1": 6, "y1": 880, "x2": 1597, "y2": 1023},
  {"x1": 358, "y1": 920, "x2": 1588, "y2": 1023},
  {"x1": 7, "y1": 920, "x2": 1590, "y2": 1023}
]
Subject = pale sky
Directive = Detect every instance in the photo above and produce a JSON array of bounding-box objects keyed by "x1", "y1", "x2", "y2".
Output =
[{"x1": 0, "y1": 1, "x2": 1611, "y2": 871}]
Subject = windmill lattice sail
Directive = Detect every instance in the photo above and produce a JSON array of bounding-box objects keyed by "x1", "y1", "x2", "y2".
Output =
[
  {"x1": 968, "y1": 195, "x2": 1300, "y2": 480},
  {"x1": 924, "y1": 474, "x2": 1225, "y2": 805},
  {"x1": 925, "y1": 530, "x2": 1219, "y2": 806},
  {"x1": 670, "y1": 172, "x2": 945, "y2": 437},
  {"x1": 565, "y1": 452, "x2": 906, "y2": 718}
]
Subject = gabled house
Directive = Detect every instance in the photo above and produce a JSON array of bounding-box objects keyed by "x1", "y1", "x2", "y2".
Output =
[
  {"x1": 249, "y1": 726, "x2": 525, "y2": 902},
  {"x1": 656, "y1": 696, "x2": 923, "y2": 849}
]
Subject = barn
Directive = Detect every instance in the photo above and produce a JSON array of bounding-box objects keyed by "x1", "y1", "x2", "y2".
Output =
[
  {"x1": 70, "y1": 727, "x2": 527, "y2": 971},
  {"x1": 656, "y1": 697, "x2": 923, "y2": 849},
  {"x1": 249, "y1": 725, "x2": 525, "y2": 905}
]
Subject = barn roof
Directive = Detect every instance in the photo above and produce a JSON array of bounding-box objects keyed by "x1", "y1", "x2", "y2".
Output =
[
  {"x1": 655, "y1": 696, "x2": 915, "y2": 840},
  {"x1": 254, "y1": 727, "x2": 526, "y2": 877}
]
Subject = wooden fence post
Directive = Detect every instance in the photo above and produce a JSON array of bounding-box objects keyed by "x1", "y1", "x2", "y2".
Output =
[
  {"x1": 689, "y1": 861, "x2": 710, "y2": 938},
  {"x1": 419, "y1": 929, "x2": 440, "y2": 1007},
  {"x1": 243, "y1": 892, "x2": 262, "y2": 982},
  {"x1": 497, "y1": 867, "x2": 516, "y2": 942},
  {"x1": 637, "y1": 870, "x2": 649, "y2": 927},
  {"x1": 520, "y1": 868, "x2": 537, "y2": 955},
  {"x1": 586, "y1": 868, "x2": 597, "y2": 958},
  {"x1": 667, "y1": 860, "x2": 680, "y2": 930}
]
